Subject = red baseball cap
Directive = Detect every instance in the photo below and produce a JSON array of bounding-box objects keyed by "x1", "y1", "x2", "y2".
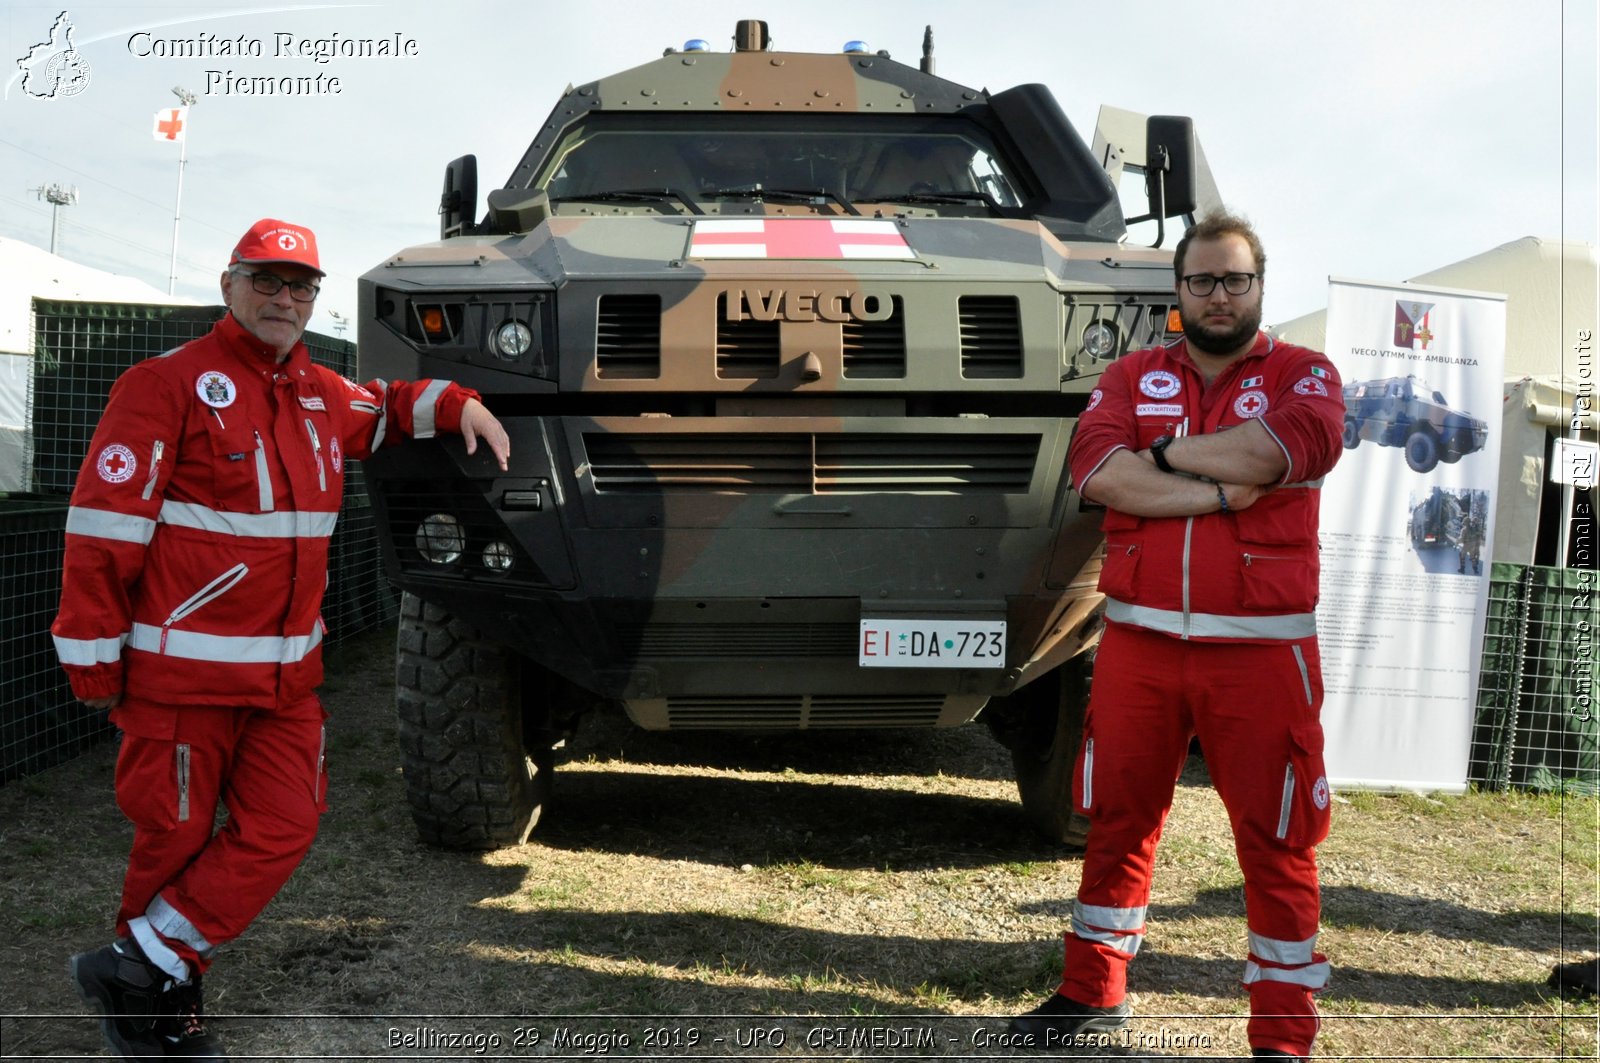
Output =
[{"x1": 229, "y1": 218, "x2": 323, "y2": 276}]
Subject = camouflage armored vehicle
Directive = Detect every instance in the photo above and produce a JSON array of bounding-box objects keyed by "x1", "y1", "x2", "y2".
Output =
[
  {"x1": 357, "y1": 19, "x2": 1210, "y2": 849},
  {"x1": 1409, "y1": 486, "x2": 1464, "y2": 549},
  {"x1": 1341, "y1": 374, "x2": 1488, "y2": 473}
]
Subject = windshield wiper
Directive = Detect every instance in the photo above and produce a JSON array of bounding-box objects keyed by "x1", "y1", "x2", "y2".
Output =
[
  {"x1": 873, "y1": 191, "x2": 1003, "y2": 214},
  {"x1": 549, "y1": 188, "x2": 704, "y2": 215},
  {"x1": 705, "y1": 185, "x2": 861, "y2": 217}
]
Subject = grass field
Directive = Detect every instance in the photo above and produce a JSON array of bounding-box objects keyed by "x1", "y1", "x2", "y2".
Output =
[{"x1": 1, "y1": 625, "x2": 1594, "y2": 1059}]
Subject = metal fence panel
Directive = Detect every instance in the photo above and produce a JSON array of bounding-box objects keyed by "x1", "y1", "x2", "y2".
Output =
[{"x1": 1469, "y1": 562, "x2": 1598, "y2": 793}]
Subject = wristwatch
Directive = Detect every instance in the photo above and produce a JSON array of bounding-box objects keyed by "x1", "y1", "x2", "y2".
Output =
[{"x1": 1149, "y1": 434, "x2": 1176, "y2": 474}]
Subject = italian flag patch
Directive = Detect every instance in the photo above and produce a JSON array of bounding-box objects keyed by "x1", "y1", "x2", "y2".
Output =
[{"x1": 1310, "y1": 366, "x2": 1329, "y2": 378}]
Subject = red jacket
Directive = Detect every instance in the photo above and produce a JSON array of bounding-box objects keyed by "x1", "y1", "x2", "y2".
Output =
[
  {"x1": 52, "y1": 312, "x2": 478, "y2": 708},
  {"x1": 1068, "y1": 333, "x2": 1344, "y2": 641}
]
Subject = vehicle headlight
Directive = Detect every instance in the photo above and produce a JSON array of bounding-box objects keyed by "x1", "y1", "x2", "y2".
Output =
[
  {"x1": 1081, "y1": 320, "x2": 1118, "y2": 361},
  {"x1": 415, "y1": 514, "x2": 465, "y2": 564},
  {"x1": 492, "y1": 319, "x2": 534, "y2": 360},
  {"x1": 481, "y1": 541, "x2": 515, "y2": 572}
]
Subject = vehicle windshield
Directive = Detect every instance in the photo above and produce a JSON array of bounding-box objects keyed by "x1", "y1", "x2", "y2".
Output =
[{"x1": 535, "y1": 118, "x2": 1028, "y2": 212}]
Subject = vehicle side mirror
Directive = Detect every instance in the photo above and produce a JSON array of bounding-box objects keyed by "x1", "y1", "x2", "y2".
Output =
[
  {"x1": 1144, "y1": 116, "x2": 1197, "y2": 220},
  {"x1": 439, "y1": 155, "x2": 478, "y2": 239}
]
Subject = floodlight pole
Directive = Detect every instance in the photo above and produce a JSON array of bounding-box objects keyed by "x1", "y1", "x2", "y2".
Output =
[
  {"x1": 168, "y1": 86, "x2": 197, "y2": 296},
  {"x1": 31, "y1": 183, "x2": 79, "y2": 253}
]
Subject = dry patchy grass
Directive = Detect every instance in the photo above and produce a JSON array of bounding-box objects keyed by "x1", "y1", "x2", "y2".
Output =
[{"x1": 0, "y1": 624, "x2": 1594, "y2": 1059}]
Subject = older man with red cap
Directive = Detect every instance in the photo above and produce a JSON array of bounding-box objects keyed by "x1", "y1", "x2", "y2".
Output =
[{"x1": 54, "y1": 218, "x2": 509, "y2": 1059}]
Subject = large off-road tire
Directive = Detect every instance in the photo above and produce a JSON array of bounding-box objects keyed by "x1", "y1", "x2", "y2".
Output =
[
  {"x1": 1341, "y1": 418, "x2": 1360, "y2": 450},
  {"x1": 984, "y1": 654, "x2": 1092, "y2": 848},
  {"x1": 394, "y1": 592, "x2": 554, "y2": 850},
  {"x1": 1404, "y1": 428, "x2": 1440, "y2": 473}
]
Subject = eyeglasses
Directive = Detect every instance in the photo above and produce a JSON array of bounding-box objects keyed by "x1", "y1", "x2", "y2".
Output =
[
  {"x1": 234, "y1": 268, "x2": 320, "y2": 303},
  {"x1": 1181, "y1": 272, "x2": 1257, "y2": 298}
]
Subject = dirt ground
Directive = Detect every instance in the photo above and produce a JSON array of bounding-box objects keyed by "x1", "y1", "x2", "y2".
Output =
[{"x1": 1, "y1": 624, "x2": 1595, "y2": 1061}]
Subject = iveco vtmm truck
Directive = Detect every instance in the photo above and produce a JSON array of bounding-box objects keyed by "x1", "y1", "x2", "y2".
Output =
[{"x1": 357, "y1": 19, "x2": 1212, "y2": 849}]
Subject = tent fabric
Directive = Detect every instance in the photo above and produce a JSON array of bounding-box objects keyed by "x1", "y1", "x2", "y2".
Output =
[{"x1": 0, "y1": 238, "x2": 196, "y2": 492}]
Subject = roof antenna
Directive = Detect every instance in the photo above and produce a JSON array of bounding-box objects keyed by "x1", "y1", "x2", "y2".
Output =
[{"x1": 920, "y1": 25, "x2": 935, "y2": 74}]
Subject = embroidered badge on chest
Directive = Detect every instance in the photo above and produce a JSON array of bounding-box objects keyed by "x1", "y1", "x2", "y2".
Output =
[
  {"x1": 329, "y1": 436, "x2": 343, "y2": 473},
  {"x1": 1234, "y1": 390, "x2": 1270, "y2": 418},
  {"x1": 196, "y1": 371, "x2": 237, "y2": 408},
  {"x1": 299, "y1": 395, "x2": 326, "y2": 411},
  {"x1": 1139, "y1": 370, "x2": 1181, "y2": 400},
  {"x1": 96, "y1": 444, "x2": 136, "y2": 484}
]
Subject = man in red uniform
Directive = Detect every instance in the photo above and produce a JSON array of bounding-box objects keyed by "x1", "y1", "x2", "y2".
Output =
[
  {"x1": 1010, "y1": 211, "x2": 1344, "y2": 1060},
  {"x1": 54, "y1": 218, "x2": 509, "y2": 1060}
]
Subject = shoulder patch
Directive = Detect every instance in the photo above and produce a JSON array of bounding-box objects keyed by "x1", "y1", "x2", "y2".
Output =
[
  {"x1": 1294, "y1": 377, "x2": 1329, "y2": 397},
  {"x1": 96, "y1": 444, "x2": 136, "y2": 484}
]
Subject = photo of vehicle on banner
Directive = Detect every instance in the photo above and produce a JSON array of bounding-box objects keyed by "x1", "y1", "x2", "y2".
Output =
[{"x1": 1317, "y1": 277, "x2": 1508, "y2": 792}]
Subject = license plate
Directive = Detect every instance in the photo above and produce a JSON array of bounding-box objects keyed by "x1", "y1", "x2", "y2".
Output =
[{"x1": 858, "y1": 618, "x2": 1007, "y2": 668}]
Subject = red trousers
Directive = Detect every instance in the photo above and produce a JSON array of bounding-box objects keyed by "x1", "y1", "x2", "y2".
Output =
[
  {"x1": 1062, "y1": 622, "x2": 1331, "y2": 1057},
  {"x1": 110, "y1": 696, "x2": 327, "y2": 973}
]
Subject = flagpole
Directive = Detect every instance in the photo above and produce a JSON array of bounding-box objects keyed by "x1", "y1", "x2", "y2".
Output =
[{"x1": 167, "y1": 86, "x2": 196, "y2": 296}]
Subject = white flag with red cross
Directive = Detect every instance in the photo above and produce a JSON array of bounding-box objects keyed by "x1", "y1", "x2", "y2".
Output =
[
  {"x1": 689, "y1": 218, "x2": 914, "y2": 260},
  {"x1": 152, "y1": 107, "x2": 187, "y2": 143}
]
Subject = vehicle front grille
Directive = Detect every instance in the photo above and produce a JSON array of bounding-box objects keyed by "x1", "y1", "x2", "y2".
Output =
[
  {"x1": 958, "y1": 295, "x2": 1023, "y2": 378},
  {"x1": 584, "y1": 432, "x2": 1039, "y2": 494},
  {"x1": 615, "y1": 622, "x2": 857, "y2": 657},
  {"x1": 716, "y1": 293, "x2": 781, "y2": 378},
  {"x1": 841, "y1": 295, "x2": 906, "y2": 378},
  {"x1": 596, "y1": 293, "x2": 661, "y2": 378},
  {"x1": 662, "y1": 694, "x2": 948, "y2": 729}
]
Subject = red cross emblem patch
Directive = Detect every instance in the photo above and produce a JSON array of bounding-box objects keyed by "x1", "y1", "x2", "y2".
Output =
[
  {"x1": 97, "y1": 443, "x2": 136, "y2": 484},
  {"x1": 1233, "y1": 390, "x2": 1269, "y2": 419}
]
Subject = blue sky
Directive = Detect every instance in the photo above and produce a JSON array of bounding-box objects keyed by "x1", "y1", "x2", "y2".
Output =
[{"x1": 2, "y1": 0, "x2": 1594, "y2": 337}]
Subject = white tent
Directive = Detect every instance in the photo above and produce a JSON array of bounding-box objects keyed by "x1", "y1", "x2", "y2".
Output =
[
  {"x1": 1273, "y1": 236, "x2": 1598, "y2": 566},
  {"x1": 0, "y1": 237, "x2": 197, "y2": 491}
]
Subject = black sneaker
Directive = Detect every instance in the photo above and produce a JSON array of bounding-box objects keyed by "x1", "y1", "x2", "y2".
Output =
[
  {"x1": 1252, "y1": 1050, "x2": 1304, "y2": 1061},
  {"x1": 68, "y1": 938, "x2": 180, "y2": 1059},
  {"x1": 156, "y1": 976, "x2": 227, "y2": 1059},
  {"x1": 1007, "y1": 992, "x2": 1130, "y2": 1049}
]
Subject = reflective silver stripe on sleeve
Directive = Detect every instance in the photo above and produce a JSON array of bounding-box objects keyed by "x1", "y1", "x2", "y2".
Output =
[
  {"x1": 160, "y1": 502, "x2": 338, "y2": 539},
  {"x1": 146, "y1": 894, "x2": 216, "y2": 955},
  {"x1": 411, "y1": 379, "x2": 450, "y2": 439},
  {"x1": 1242, "y1": 959, "x2": 1331, "y2": 990},
  {"x1": 1075, "y1": 443, "x2": 1128, "y2": 500},
  {"x1": 366, "y1": 379, "x2": 390, "y2": 449},
  {"x1": 127, "y1": 623, "x2": 323, "y2": 664},
  {"x1": 1259, "y1": 417, "x2": 1296, "y2": 484},
  {"x1": 1249, "y1": 931, "x2": 1320, "y2": 967},
  {"x1": 1105, "y1": 599, "x2": 1318, "y2": 640},
  {"x1": 66, "y1": 506, "x2": 157, "y2": 545},
  {"x1": 52, "y1": 633, "x2": 127, "y2": 665}
]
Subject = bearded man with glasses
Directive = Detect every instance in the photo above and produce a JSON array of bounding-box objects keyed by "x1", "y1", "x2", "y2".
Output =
[
  {"x1": 55, "y1": 218, "x2": 509, "y2": 1060},
  {"x1": 1010, "y1": 211, "x2": 1345, "y2": 1061}
]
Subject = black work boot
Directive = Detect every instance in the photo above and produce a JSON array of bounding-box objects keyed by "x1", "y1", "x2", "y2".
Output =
[
  {"x1": 157, "y1": 975, "x2": 228, "y2": 1059},
  {"x1": 1007, "y1": 992, "x2": 1130, "y2": 1049},
  {"x1": 1252, "y1": 1049, "x2": 1306, "y2": 1061},
  {"x1": 68, "y1": 937, "x2": 180, "y2": 1059}
]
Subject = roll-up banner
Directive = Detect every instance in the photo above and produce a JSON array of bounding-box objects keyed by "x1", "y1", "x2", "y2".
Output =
[{"x1": 1318, "y1": 277, "x2": 1508, "y2": 792}]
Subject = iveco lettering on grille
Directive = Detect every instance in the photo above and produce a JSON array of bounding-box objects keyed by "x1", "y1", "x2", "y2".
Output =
[{"x1": 724, "y1": 287, "x2": 896, "y2": 323}]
